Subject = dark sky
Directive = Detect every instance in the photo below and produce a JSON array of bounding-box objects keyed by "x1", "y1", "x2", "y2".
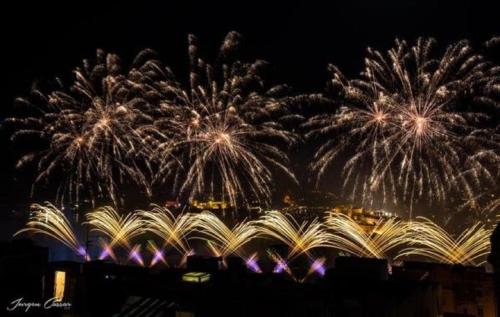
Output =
[
  {"x1": 0, "y1": 0, "x2": 499, "y2": 223},
  {"x1": 2, "y1": 0, "x2": 499, "y2": 100}
]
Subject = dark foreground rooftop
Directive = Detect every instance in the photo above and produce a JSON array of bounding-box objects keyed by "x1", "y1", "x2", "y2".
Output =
[{"x1": 0, "y1": 240, "x2": 497, "y2": 317}]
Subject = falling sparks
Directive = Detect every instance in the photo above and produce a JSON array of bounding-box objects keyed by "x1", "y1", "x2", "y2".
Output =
[
  {"x1": 5, "y1": 33, "x2": 499, "y2": 218},
  {"x1": 397, "y1": 217, "x2": 492, "y2": 266},
  {"x1": 149, "y1": 32, "x2": 297, "y2": 209},
  {"x1": 257, "y1": 210, "x2": 332, "y2": 259},
  {"x1": 5, "y1": 33, "x2": 500, "y2": 269},
  {"x1": 85, "y1": 206, "x2": 144, "y2": 249},
  {"x1": 193, "y1": 211, "x2": 260, "y2": 258},
  {"x1": 6, "y1": 50, "x2": 158, "y2": 206},
  {"x1": 324, "y1": 212, "x2": 409, "y2": 259},
  {"x1": 306, "y1": 38, "x2": 500, "y2": 215},
  {"x1": 139, "y1": 205, "x2": 197, "y2": 256},
  {"x1": 484, "y1": 197, "x2": 500, "y2": 216},
  {"x1": 15, "y1": 202, "x2": 87, "y2": 259},
  {"x1": 15, "y1": 203, "x2": 496, "y2": 268}
]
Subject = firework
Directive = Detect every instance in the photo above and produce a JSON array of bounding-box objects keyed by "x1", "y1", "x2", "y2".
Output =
[
  {"x1": 483, "y1": 192, "x2": 500, "y2": 218},
  {"x1": 245, "y1": 252, "x2": 262, "y2": 273},
  {"x1": 147, "y1": 240, "x2": 168, "y2": 267},
  {"x1": 98, "y1": 239, "x2": 117, "y2": 262},
  {"x1": 85, "y1": 206, "x2": 144, "y2": 249},
  {"x1": 306, "y1": 38, "x2": 500, "y2": 214},
  {"x1": 308, "y1": 257, "x2": 326, "y2": 276},
  {"x1": 128, "y1": 244, "x2": 145, "y2": 266},
  {"x1": 267, "y1": 249, "x2": 293, "y2": 276},
  {"x1": 485, "y1": 36, "x2": 500, "y2": 49},
  {"x1": 149, "y1": 32, "x2": 297, "y2": 208},
  {"x1": 295, "y1": 257, "x2": 327, "y2": 283},
  {"x1": 15, "y1": 202, "x2": 87, "y2": 258},
  {"x1": 397, "y1": 217, "x2": 492, "y2": 266},
  {"x1": 6, "y1": 49, "x2": 158, "y2": 206},
  {"x1": 193, "y1": 211, "x2": 259, "y2": 258},
  {"x1": 324, "y1": 212, "x2": 409, "y2": 259},
  {"x1": 257, "y1": 210, "x2": 332, "y2": 259},
  {"x1": 138, "y1": 205, "x2": 196, "y2": 255}
]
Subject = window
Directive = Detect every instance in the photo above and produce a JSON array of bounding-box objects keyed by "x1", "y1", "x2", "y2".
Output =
[{"x1": 53, "y1": 271, "x2": 66, "y2": 302}]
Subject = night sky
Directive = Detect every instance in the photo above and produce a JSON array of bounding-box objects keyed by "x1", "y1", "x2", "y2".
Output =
[{"x1": 0, "y1": 0, "x2": 499, "y2": 234}]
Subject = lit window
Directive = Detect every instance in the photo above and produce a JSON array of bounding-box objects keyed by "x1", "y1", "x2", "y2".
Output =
[
  {"x1": 182, "y1": 272, "x2": 210, "y2": 283},
  {"x1": 54, "y1": 271, "x2": 66, "y2": 302}
]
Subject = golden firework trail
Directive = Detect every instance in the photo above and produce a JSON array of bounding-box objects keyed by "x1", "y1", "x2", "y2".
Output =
[
  {"x1": 485, "y1": 197, "x2": 500, "y2": 216},
  {"x1": 193, "y1": 211, "x2": 260, "y2": 258},
  {"x1": 15, "y1": 202, "x2": 87, "y2": 258},
  {"x1": 257, "y1": 210, "x2": 332, "y2": 259},
  {"x1": 397, "y1": 217, "x2": 492, "y2": 266},
  {"x1": 324, "y1": 212, "x2": 409, "y2": 259},
  {"x1": 138, "y1": 205, "x2": 197, "y2": 255},
  {"x1": 306, "y1": 38, "x2": 500, "y2": 215},
  {"x1": 85, "y1": 206, "x2": 144, "y2": 249}
]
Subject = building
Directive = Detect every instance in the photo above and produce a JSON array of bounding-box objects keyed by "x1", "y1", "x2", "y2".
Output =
[
  {"x1": 190, "y1": 199, "x2": 231, "y2": 211},
  {"x1": 329, "y1": 204, "x2": 398, "y2": 232},
  {"x1": 0, "y1": 239, "x2": 48, "y2": 311},
  {"x1": 3, "y1": 242, "x2": 495, "y2": 316},
  {"x1": 35, "y1": 256, "x2": 442, "y2": 316},
  {"x1": 393, "y1": 261, "x2": 497, "y2": 317}
]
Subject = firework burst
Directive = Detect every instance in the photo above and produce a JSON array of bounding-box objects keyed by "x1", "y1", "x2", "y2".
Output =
[
  {"x1": 149, "y1": 32, "x2": 297, "y2": 208},
  {"x1": 306, "y1": 38, "x2": 500, "y2": 214},
  {"x1": 485, "y1": 198, "x2": 500, "y2": 215},
  {"x1": 6, "y1": 49, "x2": 159, "y2": 206},
  {"x1": 397, "y1": 217, "x2": 492, "y2": 266},
  {"x1": 324, "y1": 212, "x2": 409, "y2": 259}
]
